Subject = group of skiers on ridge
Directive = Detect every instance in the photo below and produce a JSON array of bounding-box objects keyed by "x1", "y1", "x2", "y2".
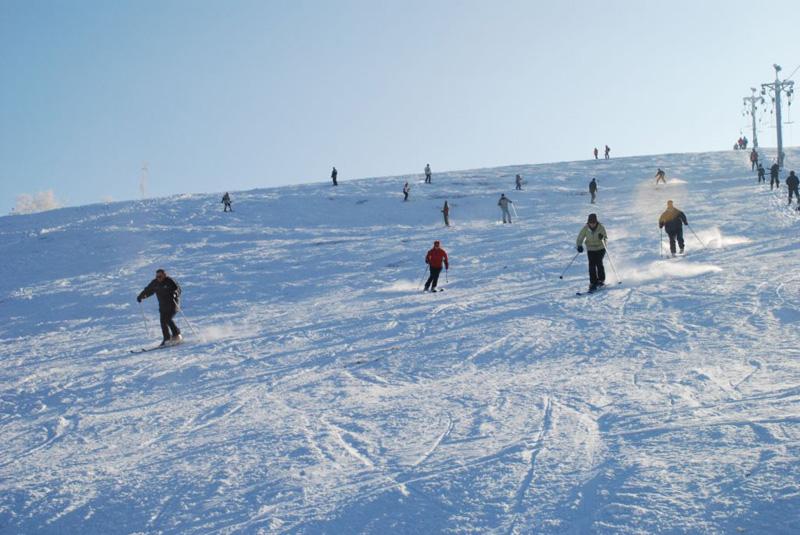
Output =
[
  {"x1": 593, "y1": 145, "x2": 611, "y2": 160},
  {"x1": 734, "y1": 136, "x2": 749, "y2": 150},
  {"x1": 747, "y1": 149, "x2": 800, "y2": 207}
]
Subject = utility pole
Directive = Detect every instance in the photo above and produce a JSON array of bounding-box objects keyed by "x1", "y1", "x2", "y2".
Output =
[
  {"x1": 761, "y1": 64, "x2": 794, "y2": 168},
  {"x1": 743, "y1": 87, "x2": 764, "y2": 149},
  {"x1": 139, "y1": 162, "x2": 149, "y2": 199}
]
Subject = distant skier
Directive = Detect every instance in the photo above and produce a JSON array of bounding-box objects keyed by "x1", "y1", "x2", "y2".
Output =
[
  {"x1": 515, "y1": 174, "x2": 523, "y2": 190},
  {"x1": 575, "y1": 213, "x2": 607, "y2": 292},
  {"x1": 655, "y1": 168, "x2": 667, "y2": 184},
  {"x1": 770, "y1": 162, "x2": 780, "y2": 190},
  {"x1": 137, "y1": 269, "x2": 182, "y2": 346},
  {"x1": 589, "y1": 178, "x2": 597, "y2": 203},
  {"x1": 498, "y1": 194, "x2": 513, "y2": 224},
  {"x1": 593, "y1": 147, "x2": 599, "y2": 160},
  {"x1": 658, "y1": 200, "x2": 688, "y2": 256},
  {"x1": 403, "y1": 182, "x2": 410, "y2": 201},
  {"x1": 757, "y1": 163, "x2": 766, "y2": 184},
  {"x1": 742, "y1": 136, "x2": 748, "y2": 150},
  {"x1": 750, "y1": 149, "x2": 759, "y2": 171},
  {"x1": 442, "y1": 201, "x2": 450, "y2": 226},
  {"x1": 423, "y1": 240, "x2": 449, "y2": 292},
  {"x1": 331, "y1": 166, "x2": 338, "y2": 186},
  {"x1": 425, "y1": 164, "x2": 432, "y2": 184},
  {"x1": 604, "y1": 145, "x2": 611, "y2": 159},
  {"x1": 221, "y1": 192, "x2": 232, "y2": 212},
  {"x1": 786, "y1": 170, "x2": 799, "y2": 205}
]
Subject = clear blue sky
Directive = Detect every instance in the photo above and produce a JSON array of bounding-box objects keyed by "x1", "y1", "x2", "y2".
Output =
[{"x1": 1, "y1": 0, "x2": 799, "y2": 213}]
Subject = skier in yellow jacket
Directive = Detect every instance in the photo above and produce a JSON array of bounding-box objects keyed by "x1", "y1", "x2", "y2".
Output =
[{"x1": 576, "y1": 213, "x2": 607, "y2": 292}]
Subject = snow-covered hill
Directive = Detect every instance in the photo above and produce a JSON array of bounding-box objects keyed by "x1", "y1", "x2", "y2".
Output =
[{"x1": 2, "y1": 149, "x2": 799, "y2": 533}]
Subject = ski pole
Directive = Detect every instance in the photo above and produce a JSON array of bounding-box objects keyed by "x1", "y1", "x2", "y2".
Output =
[
  {"x1": 139, "y1": 301, "x2": 152, "y2": 338},
  {"x1": 603, "y1": 243, "x2": 622, "y2": 284},
  {"x1": 174, "y1": 299, "x2": 203, "y2": 341},
  {"x1": 419, "y1": 265, "x2": 429, "y2": 290},
  {"x1": 660, "y1": 227, "x2": 664, "y2": 258},
  {"x1": 445, "y1": 269, "x2": 449, "y2": 283},
  {"x1": 687, "y1": 225, "x2": 707, "y2": 249},
  {"x1": 511, "y1": 204, "x2": 519, "y2": 219},
  {"x1": 558, "y1": 252, "x2": 581, "y2": 279}
]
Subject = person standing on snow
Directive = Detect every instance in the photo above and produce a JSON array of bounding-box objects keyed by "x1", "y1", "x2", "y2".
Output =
[
  {"x1": 757, "y1": 163, "x2": 766, "y2": 184},
  {"x1": 575, "y1": 213, "x2": 607, "y2": 292},
  {"x1": 331, "y1": 166, "x2": 338, "y2": 186},
  {"x1": 221, "y1": 192, "x2": 232, "y2": 212},
  {"x1": 403, "y1": 182, "x2": 410, "y2": 201},
  {"x1": 442, "y1": 201, "x2": 450, "y2": 226},
  {"x1": 658, "y1": 200, "x2": 688, "y2": 256},
  {"x1": 425, "y1": 164, "x2": 432, "y2": 184},
  {"x1": 750, "y1": 149, "x2": 759, "y2": 171},
  {"x1": 424, "y1": 240, "x2": 449, "y2": 292},
  {"x1": 655, "y1": 168, "x2": 667, "y2": 184},
  {"x1": 137, "y1": 269, "x2": 182, "y2": 346},
  {"x1": 515, "y1": 174, "x2": 523, "y2": 190},
  {"x1": 593, "y1": 147, "x2": 599, "y2": 160},
  {"x1": 498, "y1": 193, "x2": 513, "y2": 223},
  {"x1": 604, "y1": 145, "x2": 611, "y2": 159},
  {"x1": 770, "y1": 162, "x2": 780, "y2": 190},
  {"x1": 786, "y1": 171, "x2": 800, "y2": 205},
  {"x1": 589, "y1": 178, "x2": 598, "y2": 203}
]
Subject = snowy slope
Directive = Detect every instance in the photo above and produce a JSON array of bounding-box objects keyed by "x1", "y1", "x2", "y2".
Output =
[{"x1": 1, "y1": 149, "x2": 800, "y2": 534}]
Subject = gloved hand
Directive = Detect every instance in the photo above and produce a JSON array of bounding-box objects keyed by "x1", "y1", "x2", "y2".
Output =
[
  {"x1": 577, "y1": 245, "x2": 584, "y2": 253},
  {"x1": 137, "y1": 295, "x2": 142, "y2": 303},
  {"x1": 598, "y1": 234, "x2": 604, "y2": 240}
]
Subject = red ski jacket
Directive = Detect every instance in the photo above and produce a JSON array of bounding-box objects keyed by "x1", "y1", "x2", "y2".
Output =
[{"x1": 426, "y1": 248, "x2": 449, "y2": 269}]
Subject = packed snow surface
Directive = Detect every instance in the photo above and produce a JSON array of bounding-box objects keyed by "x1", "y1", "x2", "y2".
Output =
[{"x1": 1, "y1": 149, "x2": 800, "y2": 533}]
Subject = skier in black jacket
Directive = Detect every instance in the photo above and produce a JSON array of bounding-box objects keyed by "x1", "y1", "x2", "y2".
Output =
[
  {"x1": 658, "y1": 200, "x2": 689, "y2": 256},
  {"x1": 787, "y1": 170, "x2": 800, "y2": 205},
  {"x1": 589, "y1": 178, "x2": 597, "y2": 203},
  {"x1": 770, "y1": 163, "x2": 780, "y2": 190},
  {"x1": 757, "y1": 164, "x2": 766, "y2": 184},
  {"x1": 137, "y1": 269, "x2": 182, "y2": 346}
]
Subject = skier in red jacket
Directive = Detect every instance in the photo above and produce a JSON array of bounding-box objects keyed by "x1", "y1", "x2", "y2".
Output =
[{"x1": 424, "y1": 240, "x2": 449, "y2": 292}]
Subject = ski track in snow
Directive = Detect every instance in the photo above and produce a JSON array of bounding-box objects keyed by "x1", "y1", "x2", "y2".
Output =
[{"x1": 1, "y1": 149, "x2": 800, "y2": 533}]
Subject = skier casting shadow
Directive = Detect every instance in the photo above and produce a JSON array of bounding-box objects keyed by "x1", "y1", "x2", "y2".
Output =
[
  {"x1": 137, "y1": 269, "x2": 182, "y2": 346},
  {"x1": 424, "y1": 240, "x2": 449, "y2": 292}
]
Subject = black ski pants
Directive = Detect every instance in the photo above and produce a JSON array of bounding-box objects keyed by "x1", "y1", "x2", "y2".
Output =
[
  {"x1": 789, "y1": 187, "x2": 799, "y2": 204},
  {"x1": 587, "y1": 249, "x2": 606, "y2": 286},
  {"x1": 403, "y1": 191, "x2": 408, "y2": 201},
  {"x1": 160, "y1": 308, "x2": 180, "y2": 341},
  {"x1": 758, "y1": 172, "x2": 765, "y2": 183},
  {"x1": 425, "y1": 267, "x2": 442, "y2": 291},
  {"x1": 667, "y1": 227, "x2": 685, "y2": 254},
  {"x1": 771, "y1": 174, "x2": 779, "y2": 189}
]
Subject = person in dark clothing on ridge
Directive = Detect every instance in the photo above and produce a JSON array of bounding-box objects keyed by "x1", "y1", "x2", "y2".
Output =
[
  {"x1": 403, "y1": 182, "x2": 410, "y2": 201},
  {"x1": 655, "y1": 168, "x2": 667, "y2": 184},
  {"x1": 575, "y1": 213, "x2": 607, "y2": 292},
  {"x1": 604, "y1": 145, "x2": 610, "y2": 159},
  {"x1": 589, "y1": 178, "x2": 598, "y2": 203},
  {"x1": 659, "y1": 200, "x2": 688, "y2": 256},
  {"x1": 424, "y1": 240, "x2": 449, "y2": 292},
  {"x1": 425, "y1": 164, "x2": 432, "y2": 184},
  {"x1": 515, "y1": 174, "x2": 523, "y2": 190},
  {"x1": 331, "y1": 166, "x2": 338, "y2": 186},
  {"x1": 221, "y1": 192, "x2": 232, "y2": 212},
  {"x1": 757, "y1": 163, "x2": 766, "y2": 184},
  {"x1": 593, "y1": 147, "x2": 599, "y2": 160},
  {"x1": 786, "y1": 170, "x2": 800, "y2": 205},
  {"x1": 770, "y1": 162, "x2": 780, "y2": 190},
  {"x1": 137, "y1": 269, "x2": 182, "y2": 346}
]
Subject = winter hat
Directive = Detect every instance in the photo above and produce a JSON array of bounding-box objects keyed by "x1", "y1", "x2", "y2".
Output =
[
  {"x1": 667, "y1": 200, "x2": 674, "y2": 207},
  {"x1": 587, "y1": 213, "x2": 598, "y2": 224},
  {"x1": 433, "y1": 240, "x2": 440, "y2": 246}
]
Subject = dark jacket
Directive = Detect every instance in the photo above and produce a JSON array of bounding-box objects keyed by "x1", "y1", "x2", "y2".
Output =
[
  {"x1": 787, "y1": 173, "x2": 799, "y2": 189},
  {"x1": 589, "y1": 180, "x2": 597, "y2": 193},
  {"x1": 659, "y1": 207, "x2": 688, "y2": 233},
  {"x1": 138, "y1": 277, "x2": 181, "y2": 311},
  {"x1": 770, "y1": 164, "x2": 780, "y2": 178}
]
